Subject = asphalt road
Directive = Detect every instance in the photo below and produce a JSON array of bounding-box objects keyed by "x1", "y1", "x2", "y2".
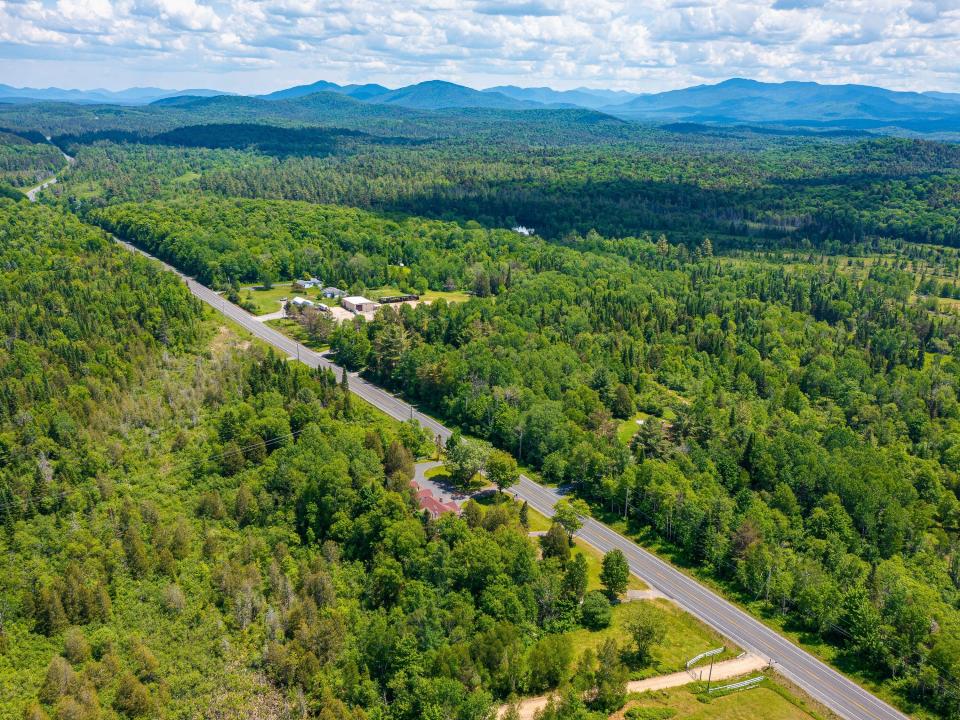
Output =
[{"x1": 114, "y1": 236, "x2": 910, "y2": 720}]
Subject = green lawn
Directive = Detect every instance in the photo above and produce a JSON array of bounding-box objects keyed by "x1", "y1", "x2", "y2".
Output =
[
  {"x1": 264, "y1": 318, "x2": 329, "y2": 352},
  {"x1": 617, "y1": 411, "x2": 650, "y2": 445},
  {"x1": 622, "y1": 679, "x2": 820, "y2": 720},
  {"x1": 241, "y1": 284, "x2": 297, "y2": 315},
  {"x1": 365, "y1": 284, "x2": 471, "y2": 304},
  {"x1": 573, "y1": 538, "x2": 647, "y2": 592},
  {"x1": 525, "y1": 505, "x2": 553, "y2": 532},
  {"x1": 564, "y1": 600, "x2": 736, "y2": 679}
]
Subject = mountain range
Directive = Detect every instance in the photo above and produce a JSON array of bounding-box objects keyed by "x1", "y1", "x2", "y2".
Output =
[
  {"x1": 0, "y1": 84, "x2": 230, "y2": 105},
  {"x1": 3, "y1": 78, "x2": 960, "y2": 132}
]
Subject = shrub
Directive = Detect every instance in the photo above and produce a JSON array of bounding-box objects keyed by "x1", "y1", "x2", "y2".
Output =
[{"x1": 580, "y1": 591, "x2": 612, "y2": 630}]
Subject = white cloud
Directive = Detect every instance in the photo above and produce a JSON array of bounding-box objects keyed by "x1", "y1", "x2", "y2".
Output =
[{"x1": 0, "y1": 0, "x2": 958, "y2": 93}]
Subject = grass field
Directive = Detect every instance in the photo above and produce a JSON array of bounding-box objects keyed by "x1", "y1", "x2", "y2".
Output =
[
  {"x1": 366, "y1": 284, "x2": 472, "y2": 304},
  {"x1": 242, "y1": 282, "x2": 472, "y2": 316},
  {"x1": 573, "y1": 538, "x2": 648, "y2": 592},
  {"x1": 241, "y1": 284, "x2": 296, "y2": 314},
  {"x1": 564, "y1": 600, "x2": 736, "y2": 679},
  {"x1": 618, "y1": 679, "x2": 821, "y2": 720}
]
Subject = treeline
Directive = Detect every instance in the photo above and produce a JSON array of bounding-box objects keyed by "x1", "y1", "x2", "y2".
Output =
[
  {"x1": 89, "y1": 197, "x2": 527, "y2": 293},
  {"x1": 335, "y1": 229, "x2": 960, "y2": 717},
  {"x1": 193, "y1": 136, "x2": 960, "y2": 247}
]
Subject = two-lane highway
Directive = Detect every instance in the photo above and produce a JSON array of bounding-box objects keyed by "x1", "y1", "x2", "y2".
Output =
[{"x1": 114, "y1": 235, "x2": 909, "y2": 720}]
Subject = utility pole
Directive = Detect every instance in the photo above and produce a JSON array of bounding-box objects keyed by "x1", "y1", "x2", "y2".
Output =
[{"x1": 706, "y1": 655, "x2": 715, "y2": 693}]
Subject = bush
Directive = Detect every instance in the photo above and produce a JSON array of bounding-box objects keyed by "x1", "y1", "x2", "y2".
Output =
[
  {"x1": 23, "y1": 702, "x2": 49, "y2": 720},
  {"x1": 580, "y1": 591, "x2": 612, "y2": 630}
]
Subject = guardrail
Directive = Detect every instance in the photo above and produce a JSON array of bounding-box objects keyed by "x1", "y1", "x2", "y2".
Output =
[
  {"x1": 686, "y1": 647, "x2": 724, "y2": 669},
  {"x1": 707, "y1": 676, "x2": 764, "y2": 694}
]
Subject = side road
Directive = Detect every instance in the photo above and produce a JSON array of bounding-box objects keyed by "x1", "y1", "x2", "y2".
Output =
[
  {"x1": 497, "y1": 653, "x2": 769, "y2": 720},
  {"x1": 109, "y1": 233, "x2": 908, "y2": 720}
]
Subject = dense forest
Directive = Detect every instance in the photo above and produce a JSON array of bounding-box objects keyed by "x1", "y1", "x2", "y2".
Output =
[
  {"x1": 0, "y1": 132, "x2": 64, "y2": 189},
  {"x1": 86, "y1": 192, "x2": 960, "y2": 716},
  {"x1": 1, "y1": 201, "x2": 675, "y2": 720},
  {"x1": 38, "y1": 122, "x2": 960, "y2": 250},
  {"x1": 5, "y1": 87, "x2": 960, "y2": 720}
]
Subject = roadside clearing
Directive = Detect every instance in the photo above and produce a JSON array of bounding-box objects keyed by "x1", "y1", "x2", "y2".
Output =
[{"x1": 497, "y1": 652, "x2": 768, "y2": 720}]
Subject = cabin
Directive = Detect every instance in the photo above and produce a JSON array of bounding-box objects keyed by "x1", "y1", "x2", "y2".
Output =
[
  {"x1": 410, "y1": 482, "x2": 460, "y2": 519},
  {"x1": 342, "y1": 296, "x2": 379, "y2": 313}
]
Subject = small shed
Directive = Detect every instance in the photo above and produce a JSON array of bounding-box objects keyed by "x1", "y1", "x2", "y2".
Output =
[{"x1": 342, "y1": 296, "x2": 379, "y2": 313}]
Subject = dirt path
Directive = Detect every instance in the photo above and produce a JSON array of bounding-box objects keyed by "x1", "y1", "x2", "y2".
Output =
[{"x1": 497, "y1": 653, "x2": 767, "y2": 720}]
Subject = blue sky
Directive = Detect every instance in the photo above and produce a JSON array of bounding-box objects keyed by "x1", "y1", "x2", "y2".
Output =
[{"x1": 1, "y1": 0, "x2": 958, "y2": 93}]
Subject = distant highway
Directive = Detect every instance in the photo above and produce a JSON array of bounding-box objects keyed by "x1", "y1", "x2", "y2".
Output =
[
  {"x1": 113, "y1": 235, "x2": 910, "y2": 720},
  {"x1": 25, "y1": 149, "x2": 73, "y2": 202}
]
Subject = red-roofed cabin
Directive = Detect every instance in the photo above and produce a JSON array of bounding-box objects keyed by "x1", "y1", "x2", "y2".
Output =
[{"x1": 410, "y1": 481, "x2": 460, "y2": 519}]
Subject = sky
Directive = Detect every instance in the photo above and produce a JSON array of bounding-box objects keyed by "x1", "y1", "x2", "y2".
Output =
[{"x1": 1, "y1": 0, "x2": 959, "y2": 94}]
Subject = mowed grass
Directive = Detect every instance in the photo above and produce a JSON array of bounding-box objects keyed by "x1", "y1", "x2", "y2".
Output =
[
  {"x1": 620, "y1": 681, "x2": 819, "y2": 720},
  {"x1": 573, "y1": 537, "x2": 647, "y2": 592},
  {"x1": 564, "y1": 600, "x2": 736, "y2": 679},
  {"x1": 617, "y1": 411, "x2": 650, "y2": 445},
  {"x1": 366, "y1": 284, "x2": 471, "y2": 304},
  {"x1": 241, "y1": 284, "x2": 297, "y2": 314}
]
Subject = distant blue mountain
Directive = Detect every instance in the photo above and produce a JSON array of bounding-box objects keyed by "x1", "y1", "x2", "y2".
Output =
[
  {"x1": 5, "y1": 77, "x2": 960, "y2": 133},
  {"x1": 367, "y1": 80, "x2": 541, "y2": 110},
  {"x1": 484, "y1": 85, "x2": 637, "y2": 110},
  {"x1": 602, "y1": 78, "x2": 960, "y2": 126},
  {"x1": 0, "y1": 84, "x2": 229, "y2": 105},
  {"x1": 259, "y1": 80, "x2": 390, "y2": 101}
]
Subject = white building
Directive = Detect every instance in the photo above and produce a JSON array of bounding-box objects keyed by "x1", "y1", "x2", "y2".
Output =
[
  {"x1": 290, "y1": 296, "x2": 314, "y2": 307},
  {"x1": 342, "y1": 296, "x2": 379, "y2": 313}
]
